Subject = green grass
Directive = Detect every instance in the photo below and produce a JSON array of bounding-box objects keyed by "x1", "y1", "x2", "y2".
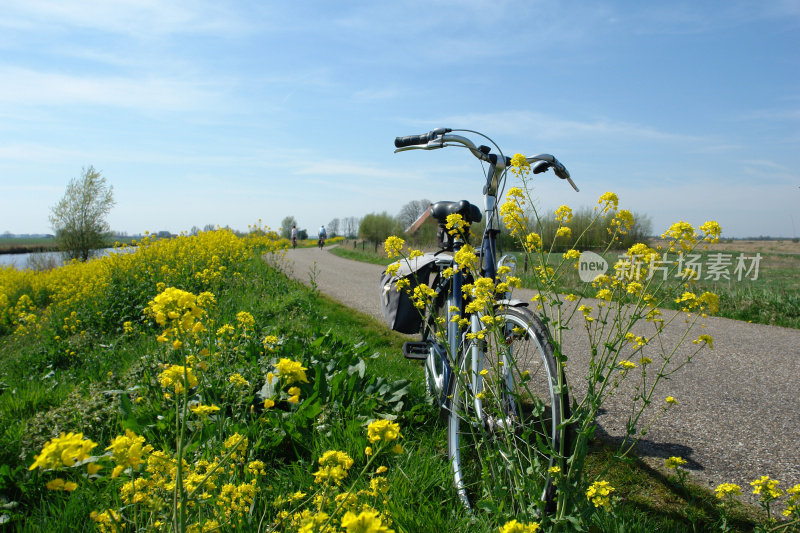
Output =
[
  {"x1": 0, "y1": 252, "x2": 782, "y2": 531},
  {"x1": 333, "y1": 243, "x2": 800, "y2": 329},
  {"x1": 329, "y1": 244, "x2": 396, "y2": 266},
  {"x1": 514, "y1": 248, "x2": 800, "y2": 329}
]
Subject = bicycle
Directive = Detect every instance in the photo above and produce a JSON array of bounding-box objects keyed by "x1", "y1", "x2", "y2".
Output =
[{"x1": 389, "y1": 128, "x2": 577, "y2": 514}]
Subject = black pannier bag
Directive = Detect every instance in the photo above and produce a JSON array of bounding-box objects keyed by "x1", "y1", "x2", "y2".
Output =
[{"x1": 379, "y1": 253, "x2": 437, "y2": 334}]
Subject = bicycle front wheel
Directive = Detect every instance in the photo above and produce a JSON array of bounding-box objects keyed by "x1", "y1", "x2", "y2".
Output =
[{"x1": 446, "y1": 305, "x2": 568, "y2": 516}]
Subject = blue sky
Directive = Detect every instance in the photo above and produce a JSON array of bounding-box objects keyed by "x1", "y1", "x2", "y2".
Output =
[{"x1": 1, "y1": 1, "x2": 798, "y2": 238}]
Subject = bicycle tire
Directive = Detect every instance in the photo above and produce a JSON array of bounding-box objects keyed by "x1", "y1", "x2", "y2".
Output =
[
  {"x1": 421, "y1": 274, "x2": 449, "y2": 406},
  {"x1": 446, "y1": 305, "x2": 568, "y2": 515}
]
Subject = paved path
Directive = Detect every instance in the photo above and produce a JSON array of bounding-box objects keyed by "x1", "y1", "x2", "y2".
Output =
[{"x1": 283, "y1": 246, "x2": 800, "y2": 498}]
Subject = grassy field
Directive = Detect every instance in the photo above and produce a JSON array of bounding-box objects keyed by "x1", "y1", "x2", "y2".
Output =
[
  {"x1": 0, "y1": 232, "x2": 789, "y2": 531},
  {"x1": 332, "y1": 239, "x2": 800, "y2": 329}
]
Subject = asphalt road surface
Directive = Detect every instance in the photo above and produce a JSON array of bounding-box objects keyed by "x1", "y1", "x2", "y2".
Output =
[{"x1": 283, "y1": 245, "x2": 800, "y2": 499}]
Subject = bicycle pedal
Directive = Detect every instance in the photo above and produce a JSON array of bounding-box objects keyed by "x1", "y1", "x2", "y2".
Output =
[{"x1": 402, "y1": 341, "x2": 429, "y2": 360}]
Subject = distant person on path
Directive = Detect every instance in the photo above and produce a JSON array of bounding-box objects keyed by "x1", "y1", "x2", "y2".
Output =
[
  {"x1": 291, "y1": 225, "x2": 298, "y2": 249},
  {"x1": 318, "y1": 225, "x2": 327, "y2": 249}
]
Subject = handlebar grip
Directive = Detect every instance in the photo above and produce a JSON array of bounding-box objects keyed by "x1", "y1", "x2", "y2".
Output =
[
  {"x1": 394, "y1": 134, "x2": 432, "y2": 148},
  {"x1": 394, "y1": 128, "x2": 452, "y2": 148}
]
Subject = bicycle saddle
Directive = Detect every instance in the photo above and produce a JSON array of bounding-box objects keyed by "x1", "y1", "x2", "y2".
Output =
[{"x1": 430, "y1": 200, "x2": 482, "y2": 225}]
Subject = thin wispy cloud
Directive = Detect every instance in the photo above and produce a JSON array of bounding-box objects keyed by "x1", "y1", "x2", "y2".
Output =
[{"x1": 0, "y1": 67, "x2": 222, "y2": 111}]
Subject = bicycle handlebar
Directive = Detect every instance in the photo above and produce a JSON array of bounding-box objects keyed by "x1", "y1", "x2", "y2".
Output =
[
  {"x1": 394, "y1": 128, "x2": 452, "y2": 148},
  {"x1": 394, "y1": 128, "x2": 578, "y2": 191}
]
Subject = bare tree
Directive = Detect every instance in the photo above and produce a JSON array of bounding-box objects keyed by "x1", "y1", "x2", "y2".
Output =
[
  {"x1": 343, "y1": 216, "x2": 361, "y2": 238},
  {"x1": 397, "y1": 199, "x2": 431, "y2": 231},
  {"x1": 327, "y1": 218, "x2": 340, "y2": 237},
  {"x1": 49, "y1": 166, "x2": 115, "y2": 261}
]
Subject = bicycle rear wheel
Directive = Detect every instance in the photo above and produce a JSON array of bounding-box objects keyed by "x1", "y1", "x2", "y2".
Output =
[
  {"x1": 421, "y1": 274, "x2": 450, "y2": 406},
  {"x1": 446, "y1": 305, "x2": 568, "y2": 515}
]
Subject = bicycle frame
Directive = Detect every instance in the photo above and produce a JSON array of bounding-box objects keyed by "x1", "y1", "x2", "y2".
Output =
[{"x1": 398, "y1": 130, "x2": 575, "y2": 407}]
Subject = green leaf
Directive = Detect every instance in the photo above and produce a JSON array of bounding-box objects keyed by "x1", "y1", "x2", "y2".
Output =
[
  {"x1": 348, "y1": 359, "x2": 366, "y2": 379},
  {"x1": 119, "y1": 393, "x2": 133, "y2": 419}
]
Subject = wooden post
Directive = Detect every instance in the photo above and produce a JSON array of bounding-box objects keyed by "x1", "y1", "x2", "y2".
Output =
[{"x1": 523, "y1": 255, "x2": 528, "y2": 273}]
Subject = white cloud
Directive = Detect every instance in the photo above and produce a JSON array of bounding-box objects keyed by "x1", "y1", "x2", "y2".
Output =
[
  {"x1": 0, "y1": 67, "x2": 221, "y2": 111},
  {"x1": 3, "y1": 0, "x2": 251, "y2": 38},
  {"x1": 419, "y1": 111, "x2": 708, "y2": 144},
  {"x1": 294, "y1": 160, "x2": 411, "y2": 180}
]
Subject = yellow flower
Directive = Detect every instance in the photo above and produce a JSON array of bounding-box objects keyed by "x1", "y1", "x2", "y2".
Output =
[
  {"x1": 597, "y1": 192, "x2": 619, "y2": 213},
  {"x1": 29, "y1": 432, "x2": 98, "y2": 470},
  {"x1": 612, "y1": 209, "x2": 635, "y2": 233},
  {"x1": 384, "y1": 236, "x2": 405, "y2": 258},
  {"x1": 510, "y1": 153, "x2": 530, "y2": 170},
  {"x1": 340, "y1": 510, "x2": 394, "y2": 533},
  {"x1": 698, "y1": 292, "x2": 720, "y2": 314},
  {"x1": 454, "y1": 245, "x2": 478, "y2": 271},
  {"x1": 263, "y1": 398, "x2": 275, "y2": 409},
  {"x1": 158, "y1": 365, "x2": 198, "y2": 394},
  {"x1": 618, "y1": 360, "x2": 637, "y2": 370},
  {"x1": 555, "y1": 204, "x2": 573, "y2": 224},
  {"x1": 313, "y1": 450, "x2": 354, "y2": 485},
  {"x1": 586, "y1": 480, "x2": 615, "y2": 508},
  {"x1": 106, "y1": 429, "x2": 154, "y2": 478},
  {"x1": 445, "y1": 213, "x2": 466, "y2": 234},
  {"x1": 499, "y1": 519, "x2": 540, "y2": 533},
  {"x1": 699, "y1": 220, "x2": 722, "y2": 243},
  {"x1": 524, "y1": 232, "x2": 542, "y2": 252},
  {"x1": 665, "y1": 456, "x2": 687, "y2": 470},
  {"x1": 715, "y1": 483, "x2": 742, "y2": 499},
  {"x1": 596, "y1": 289, "x2": 612, "y2": 301},
  {"x1": 91, "y1": 509, "x2": 124, "y2": 533},
  {"x1": 693, "y1": 334, "x2": 714, "y2": 349},
  {"x1": 750, "y1": 475, "x2": 782, "y2": 501},
  {"x1": 275, "y1": 358, "x2": 309, "y2": 384},
  {"x1": 190, "y1": 404, "x2": 221, "y2": 418},
  {"x1": 228, "y1": 373, "x2": 250, "y2": 387},
  {"x1": 555, "y1": 227, "x2": 572, "y2": 239},
  {"x1": 662, "y1": 221, "x2": 697, "y2": 251},
  {"x1": 46, "y1": 478, "x2": 78, "y2": 492},
  {"x1": 367, "y1": 419, "x2": 401, "y2": 444},
  {"x1": 563, "y1": 249, "x2": 580, "y2": 260},
  {"x1": 288, "y1": 386, "x2": 301, "y2": 404},
  {"x1": 236, "y1": 310, "x2": 255, "y2": 329},
  {"x1": 665, "y1": 396, "x2": 678, "y2": 405},
  {"x1": 384, "y1": 262, "x2": 400, "y2": 277}
]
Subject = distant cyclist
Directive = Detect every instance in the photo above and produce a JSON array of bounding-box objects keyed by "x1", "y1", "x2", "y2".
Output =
[
  {"x1": 291, "y1": 225, "x2": 298, "y2": 249},
  {"x1": 318, "y1": 225, "x2": 327, "y2": 249}
]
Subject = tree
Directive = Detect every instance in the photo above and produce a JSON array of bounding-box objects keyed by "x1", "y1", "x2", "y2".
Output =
[
  {"x1": 397, "y1": 199, "x2": 431, "y2": 231},
  {"x1": 280, "y1": 216, "x2": 298, "y2": 239},
  {"x1": 343, "y1": 216, "x2": 360, "y2": 238},
  {"x1": 359, "y1": 212, "x2": 399, "y2": 244},
  {"x1": 327, "y1": 218, "x2": 340, "y2": 237},
  {"x1": 202, "y1": 224, "x2": 216, "y2": 232},
  {"x1": 49, "y1": 166, "x2": 115, "y2": 261}
]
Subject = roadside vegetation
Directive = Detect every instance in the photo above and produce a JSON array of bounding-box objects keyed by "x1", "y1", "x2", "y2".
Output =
[
  {"x1": 332, "y1": 210, "x2": 800, "y2": 330},
  {"x1": 1, "y1": 226, "x2": 796, "y2": 531}
]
